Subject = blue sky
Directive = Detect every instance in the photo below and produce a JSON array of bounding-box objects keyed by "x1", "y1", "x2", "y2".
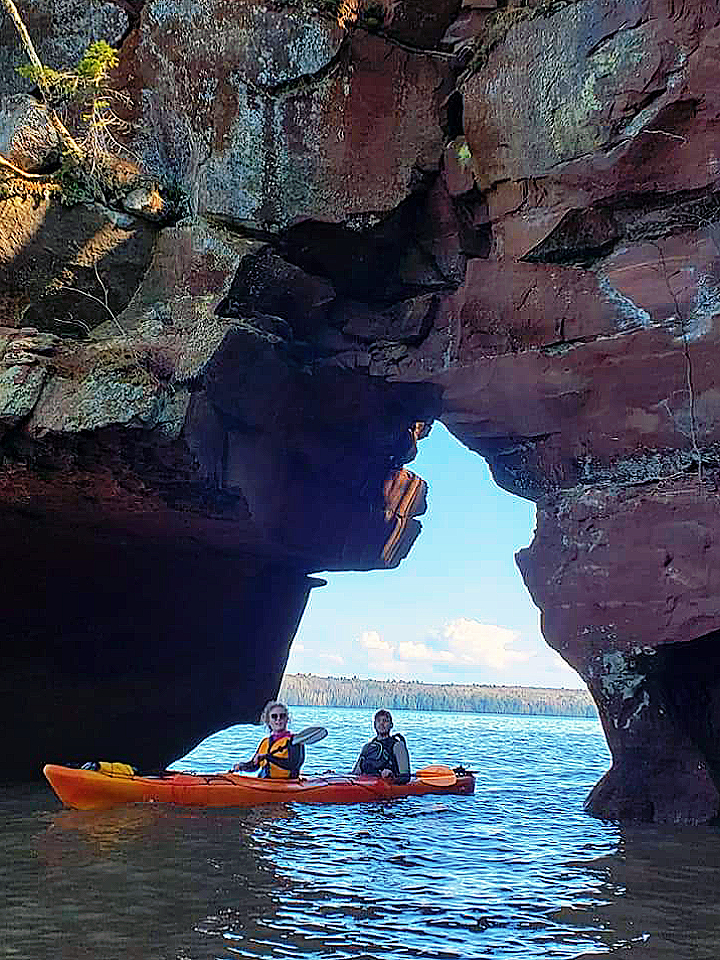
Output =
[{"x1": 286, "y1": 422, "x2": 584, "y2": 689}]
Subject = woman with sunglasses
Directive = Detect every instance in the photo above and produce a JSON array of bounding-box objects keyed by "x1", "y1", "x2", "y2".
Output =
[{"x1": 231, "y1": 700, "x2": 306, "y2": 778}]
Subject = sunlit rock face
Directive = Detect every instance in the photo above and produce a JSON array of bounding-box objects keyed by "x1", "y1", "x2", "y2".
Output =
[
  {"x1": 122, "y1": 0, "x2": 453, "y2": 230},
  {"x1": 2, "y1": 0, "x2": 720, "y2": 817}
]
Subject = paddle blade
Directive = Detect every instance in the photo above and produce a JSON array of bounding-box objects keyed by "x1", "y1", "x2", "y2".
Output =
[
  {"x1": 415, "y1": 764, "x2": 457, "y2": 787},
  {"x1": 293, "y1": 726, "x2": 328, "y2": 746}
]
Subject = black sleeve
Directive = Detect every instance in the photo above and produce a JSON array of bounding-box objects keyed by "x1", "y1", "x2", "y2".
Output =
[
  {"x1": 393, "y1": 736, "x2": 410, "y2": 784},
  {"x1": 289, "y1": 742, "x2": 305, "y2": 774},
  {"x1": 263, "y1": 741, "x2": 305, "y2": 775},
  {"x1": 235, "y1": 759, "x2": 260, "y2": 772},
  {"x1": 352, "y1": 739, "x2": 371, "y2": 774}
]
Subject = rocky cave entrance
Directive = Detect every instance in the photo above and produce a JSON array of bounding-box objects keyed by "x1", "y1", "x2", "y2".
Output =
[
  {"x1": 285, "y1": 422, "x2": 582, "y2": 693},
  {"x1": 585, "y1": 630, "x2": 720, "y2": 824},
  {"x1": 654, "y1": 631, "x2": 720, "y2": 783}
]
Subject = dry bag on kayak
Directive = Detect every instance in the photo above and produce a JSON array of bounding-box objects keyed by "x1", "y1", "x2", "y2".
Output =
[{"x1": 82, "y1": 761, "x2": 136, "y2": 777}]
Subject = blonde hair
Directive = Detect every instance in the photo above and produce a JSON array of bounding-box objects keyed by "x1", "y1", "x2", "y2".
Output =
[{"x1": 260, "y1": 700, "x2": 290, "y2": 726}]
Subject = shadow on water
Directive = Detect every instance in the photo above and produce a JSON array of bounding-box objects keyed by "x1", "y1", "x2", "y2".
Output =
[
  {"x1": 20, "y1": 797, "x2": 484, "y2": 960},
  {"x1": 5, "y1": 799, "x2": 296, "y2": 960},
  {"x1": 560, "y1": 825, "x2": 720, "y2": 959},
  {"x1": 2, "y1": 789, "x2": 614, "y2": 960}
]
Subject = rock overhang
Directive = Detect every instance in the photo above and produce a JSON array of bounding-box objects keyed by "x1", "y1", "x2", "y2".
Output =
[{"x1": 2, "y1": 0, "x2": 720, "y2": 819}]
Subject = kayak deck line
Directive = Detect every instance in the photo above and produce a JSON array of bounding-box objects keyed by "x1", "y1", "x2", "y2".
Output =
[{"x1": 43, "y1": 764, "x2": 476, "y2": 811}]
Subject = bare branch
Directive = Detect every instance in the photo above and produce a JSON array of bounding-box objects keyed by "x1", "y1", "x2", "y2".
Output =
[
  {"x1": 0, "y1": 0, "x2": 83, "y2": 160},
  {"x1": 0, "y1": 0, "x2": 84, "y2": 160},
  {"x1": 55, "y1": 316, "x2": 92, "y2": 336},
  {"x1": 643, "y1": 129, "x2": 688, "y2": 142},
  {"x1": 0, "y1": 0, "x2": 43, "y2": 72},
  {"x1": 64, "y1": 284, "x2": 127, "y2": 337},
  {"x1": 93, "y1": 262, "x2": 110, "y2": 311},
  {"x1": 0, "y1": 154, "x2": 53, "y2": 181}
]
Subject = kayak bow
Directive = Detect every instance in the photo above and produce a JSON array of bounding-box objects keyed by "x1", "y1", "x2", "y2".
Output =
[{"x1": 43, "y1": 764, "x2": 475, "y2": 811}]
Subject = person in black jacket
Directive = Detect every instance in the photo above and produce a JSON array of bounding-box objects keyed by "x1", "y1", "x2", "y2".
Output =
[{"x1": 352, "y1": 709, "x2": 410, "y2": 784}]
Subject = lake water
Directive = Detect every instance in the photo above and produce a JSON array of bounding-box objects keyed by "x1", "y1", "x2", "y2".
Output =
[{"x1": 4, "y1": 706, "x2": 720, "y2": 959}]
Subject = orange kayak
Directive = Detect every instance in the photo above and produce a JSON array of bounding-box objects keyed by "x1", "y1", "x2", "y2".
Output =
[{"x1": 43, "y1": 763, "x2": 475, "y2": 811}]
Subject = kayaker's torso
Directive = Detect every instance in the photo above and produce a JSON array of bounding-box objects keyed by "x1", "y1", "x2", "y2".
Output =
[
  {"x1": 357, "y1": 733, "x2": 410, "y2": 782},
  {"x1": 257, "y1": 732, "x2": 305, "y2": 778}
]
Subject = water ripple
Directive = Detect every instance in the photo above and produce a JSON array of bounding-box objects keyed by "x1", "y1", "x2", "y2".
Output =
[{"x1": 7, "y1": 708, "x2": 720, "y2": 959}]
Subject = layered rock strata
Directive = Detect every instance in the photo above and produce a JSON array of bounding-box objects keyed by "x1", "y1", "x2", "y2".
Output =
[
  {"x1": 0, "y1": 311, "x2": 434, "y2": 778},
  {"x1": 2, "y1": 0, "x2": 720, "y2": 821}
]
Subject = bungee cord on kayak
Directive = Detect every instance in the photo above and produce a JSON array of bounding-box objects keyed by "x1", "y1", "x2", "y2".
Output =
[
  {"x1": 42, "y1": 763, "x2": 475, "y2": 810},
  {"x1": 43, "y1": 704, "x2": 472, "y2": 810}
]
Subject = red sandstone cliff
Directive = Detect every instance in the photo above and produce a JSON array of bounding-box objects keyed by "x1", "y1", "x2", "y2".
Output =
[{"x1": 2, "y1": 0, "x2": 720, "y2": 821}]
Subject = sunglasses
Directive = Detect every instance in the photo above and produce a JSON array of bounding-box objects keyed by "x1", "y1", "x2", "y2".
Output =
[{"x1": 270, "y1": 712, "x2": 288, "y2": 719}]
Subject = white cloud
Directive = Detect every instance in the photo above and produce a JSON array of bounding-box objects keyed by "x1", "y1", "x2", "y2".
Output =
[
  {"x1": 353, "y1": 619, "x2": 532, "y2": 680},
  {"x1": 375, "y1": 659, "x2": 417, "y2": 680},
  {"x1": 359, "y1": 630, "x2": 393, "y2": 653},
  {"x1": 319, "y1": 652, "x2": 345, "y2": 664},
  {"x1": 442, "y1": 618, "x2": 532, "y2": 671},
  {"x1": 396, "y1": 640, "x2": 456, "y2": 664}
]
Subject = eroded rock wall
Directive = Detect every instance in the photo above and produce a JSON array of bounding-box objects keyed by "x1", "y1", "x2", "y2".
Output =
[{"x1": 3, "y1": 0, "x2": 720, "y2": 818}]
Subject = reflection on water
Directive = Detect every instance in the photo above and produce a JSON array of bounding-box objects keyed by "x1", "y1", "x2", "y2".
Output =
[
  {"x1": 563, "y1": 826, "x2": 720, "y2": 960},
  {"x1": 9, "y1": 803, "x2": 295, "y2": 960},
  {"x1": 3, "y1": 708, "x2": 720, "y2": 959}
]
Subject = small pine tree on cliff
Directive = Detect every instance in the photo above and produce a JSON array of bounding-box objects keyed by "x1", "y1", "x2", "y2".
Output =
[{"x1": 0, "y1": 0, "x2": 162, "y2": 213}]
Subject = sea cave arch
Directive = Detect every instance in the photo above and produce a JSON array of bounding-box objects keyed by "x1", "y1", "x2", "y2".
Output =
[
  {"x1": 283, "y1": 421, "x2": 581, "y2": 694},
  {"x1": 2, "y1": 0, "x2": 720, "y2": 831},
  {"x1": 3, "y1": 243, "x2": 720, "y2": 828}
]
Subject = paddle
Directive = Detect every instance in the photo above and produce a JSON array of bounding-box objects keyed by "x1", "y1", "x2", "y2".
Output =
[
  {"x1": 250, "y1": 726, "x2": 328, "y2": 763},
  {"x1": 292, "y1": 726, "x2": 328, "y2": 746},
  {"x1": 227, "y1": 726, "x2": 328, "y2": 775},
  {"x1": 414, "y1": 764, "x2": 457, "y2": 787}
]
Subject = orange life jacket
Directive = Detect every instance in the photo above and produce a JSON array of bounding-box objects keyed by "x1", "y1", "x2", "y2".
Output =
[{"x1": 257, "y1": 733, "x2": 295, "y2": 779}]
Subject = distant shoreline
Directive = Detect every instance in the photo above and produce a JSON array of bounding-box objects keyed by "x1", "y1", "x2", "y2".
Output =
[{"x1": 280, "y1": 673, "x2": 597, "y2": 719}]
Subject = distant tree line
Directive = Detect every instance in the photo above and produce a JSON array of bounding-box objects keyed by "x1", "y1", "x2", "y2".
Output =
[{"x1": 280, "y1": 674, "x2": 597, "y2": 718}]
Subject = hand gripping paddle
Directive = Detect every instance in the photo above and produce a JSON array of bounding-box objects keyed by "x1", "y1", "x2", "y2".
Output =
[{"x1": 227, "y1": 726, "x2": 327, "y2": 773}]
